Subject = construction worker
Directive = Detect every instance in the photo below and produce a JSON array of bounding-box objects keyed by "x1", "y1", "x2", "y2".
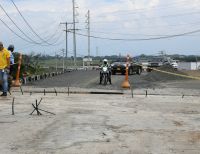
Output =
[
  {"x1": 7, "y1": 44, "x2": 15, "y2": 75},
  {"x1": 0, "y1": 42, "x2": 11, "y2": 96}
]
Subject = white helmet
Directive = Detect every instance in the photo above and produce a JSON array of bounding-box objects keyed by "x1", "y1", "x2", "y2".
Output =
[
  {"x1": 103, "y1": 59, "x2": 108, "y2": 62},
  {"x1": 103, "y1": 59, "x2": 108, "y2": 64}
]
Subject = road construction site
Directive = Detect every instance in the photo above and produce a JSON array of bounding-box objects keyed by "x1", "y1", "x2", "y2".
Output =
[
  {"x1": 26, "y1": 68, "x2": 200, "y2": 90},
  {"x1": 0, "y1": 69, "x2": 200, "y2": 154}
]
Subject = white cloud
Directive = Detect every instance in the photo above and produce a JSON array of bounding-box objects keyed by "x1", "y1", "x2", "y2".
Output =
[
  {"x1": 1, "y1": 0, "x2": 200, "y2": 55},
  {"x1": 129, "y1": 0, "x2": 160, "y2": 9}
]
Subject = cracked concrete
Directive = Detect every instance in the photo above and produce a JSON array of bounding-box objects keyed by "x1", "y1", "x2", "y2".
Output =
[{"x1": 0, "y1": 87, "x2": 200, "y2": 154}]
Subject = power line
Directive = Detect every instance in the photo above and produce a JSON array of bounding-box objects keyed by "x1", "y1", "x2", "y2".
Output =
[
  {"x1": 8, "y1": 22, "x2": 61, "y2": 42},
  {"x1": 83, "y1": 18, "x2": 200, "y2": 35},
  {"x1": 45, "y1": 32, "x2": 65, "y2": 46},
  {"x1": 9, "y1": 0, "x2": 57, "y2": 45},
  {"x1": 43, "y1": 27, "x2": 63, "y2": 42},
  {"x1": 69, "y1": 28, "x2": 200, "y2": 41},
  {"x1": 0, "y1": 16, "x2": 64, "y2": 47},
  {"x1": 0, "y1": 2, "x2": 63, "y2": 46},
  {"x1": 18, "y1": 37, "x2": 65, "y2": 51},
  {"x1": 0, "y1": 3, "x2": 42, "y2": 44},
  {"x1": 79, "y1": 20, "x2": 200, "y2": 37},
  {"x1": 0, "y1": 17, "x2": 34, "y2": 43}
]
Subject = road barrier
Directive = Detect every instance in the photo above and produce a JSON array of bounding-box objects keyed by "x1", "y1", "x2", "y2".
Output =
[
  {"x1": 121, "y1": 54, "x2": 131, "y2": 89},
  {"x1": 13, "y1": 53, "x2": 22, "y2": 87}
]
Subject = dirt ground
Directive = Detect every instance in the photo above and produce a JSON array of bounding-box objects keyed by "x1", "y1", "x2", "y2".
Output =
[
  {"x1": 0, "y1": 87, "x2": 200, "y2": 154},
  {"x1": 181, "y1": 70, "x2": 200, "y2": 77}
]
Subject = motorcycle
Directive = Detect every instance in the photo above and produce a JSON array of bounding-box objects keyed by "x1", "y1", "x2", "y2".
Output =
[{"x1": 100, "y1": 66, "x2": 111, "y2": 85}]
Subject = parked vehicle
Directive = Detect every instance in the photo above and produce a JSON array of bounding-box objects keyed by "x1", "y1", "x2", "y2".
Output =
[
  {"x1": 111, "y1": 59, "x2": 142, "y2": 75},
  {"x1": 171, "y1": 61, "x2": 178, "y2": 69},
  {"x1": 146, "y1": 58, "x2": 163, "y2": 72}
]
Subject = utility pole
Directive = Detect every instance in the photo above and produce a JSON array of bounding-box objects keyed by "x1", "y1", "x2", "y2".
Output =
[
  {"x1": 61, "y1": 49, "x2": 65, "y2": 72},
  {"x1": 86, "y1": 10, "x2": 90, "y2": 63},
  {"x1": 72, "y1": 0, "x2": 79, "y2": 66},
  {"x1": 55, "y1": 52, "x2": 58, "y2": 71},
  {"x1": 96, "y1": 46, "x2": 98, "y2": 57},
  {"x1": 60, "y1": 22, "x2": 73, "y2": 58}
]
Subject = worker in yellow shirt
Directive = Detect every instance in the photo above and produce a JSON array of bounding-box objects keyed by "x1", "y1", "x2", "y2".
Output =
[{"x1": 0, "y1": 42, "x2": 10, "y2": 96}]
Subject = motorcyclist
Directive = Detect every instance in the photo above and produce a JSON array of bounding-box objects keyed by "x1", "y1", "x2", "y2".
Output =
[{"x1": 99, "y1": 59, "x2": 112, "y2": 84}]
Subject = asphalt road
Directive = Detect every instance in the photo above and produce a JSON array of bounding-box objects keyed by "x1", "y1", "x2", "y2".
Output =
[
  {"x1": 26, "y1": 70, "x2": 157, "y2": 90},
  {"x1": 26, "y1": 70, "x2": 200, "y2": 90}
]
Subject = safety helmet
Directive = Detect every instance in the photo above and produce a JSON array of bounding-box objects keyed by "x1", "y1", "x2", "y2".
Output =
[
  {"x1": 8, "y1": 44, "x2": 14, "y2": 51},
  {"x1": 103, "y1": 59, "x2": 108, "y2": 65}
]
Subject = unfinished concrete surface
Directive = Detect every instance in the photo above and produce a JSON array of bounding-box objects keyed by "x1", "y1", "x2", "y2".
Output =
[{"x1": 0, "y1": 87, "x2": 200, "y2": 154}]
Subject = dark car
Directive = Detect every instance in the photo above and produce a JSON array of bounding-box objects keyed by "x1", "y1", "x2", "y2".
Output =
[
  {"x1": 111, "y1": 60, "x2": 142, "y2": 75},
  {"x1": 147, "y1": 58, "x2": 163, "y2": 72}
]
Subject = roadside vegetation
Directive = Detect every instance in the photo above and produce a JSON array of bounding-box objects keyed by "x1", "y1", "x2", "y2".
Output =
[{"x1": 11, "y1": 52, "x2": 200, "y2": 79}]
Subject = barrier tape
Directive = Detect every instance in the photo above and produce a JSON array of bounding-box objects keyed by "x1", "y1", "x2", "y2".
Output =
[{"x1": 136, "y1": 63, "x2": 200, "y2": 81}]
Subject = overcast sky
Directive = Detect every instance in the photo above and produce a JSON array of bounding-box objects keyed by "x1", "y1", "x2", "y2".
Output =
[{"x1": 1, "y1": 0, "x2": 200, "y2": 57}]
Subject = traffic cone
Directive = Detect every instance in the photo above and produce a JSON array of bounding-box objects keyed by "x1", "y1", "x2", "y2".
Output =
[
  {"x1": 13, "y1": 53, "x2": 22, "y2": 87},
  {"x1": 121, "y1": 55, "x2": 130, "y2": 89}
]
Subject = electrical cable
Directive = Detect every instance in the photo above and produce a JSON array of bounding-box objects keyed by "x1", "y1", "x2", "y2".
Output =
[
  {"x1": 0, "y1": 17, "x2": 35, "y2": 43},
  {"x1": 10, "y1": 0, "x2": 57, "y2": 45},
  {"x1": 0, "y1": 2, "x2": 63, "y2": 46},
  {"x1": 79, "y1": 19, "x2": 200, "y2": 37},
  {"x1": 1, "y1": 16, "x2": 64, "y2": 47},
  {"x1": 69, "y1": 28, "x2": 200, "y2": 41},
  {"x1": 0, "y1": 3, "x2": 43, "y2": 44}
]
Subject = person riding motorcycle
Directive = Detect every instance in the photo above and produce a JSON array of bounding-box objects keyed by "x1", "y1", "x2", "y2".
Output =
[{"x1": 99, "y1": 59, "x2": 112, "y2": 84}]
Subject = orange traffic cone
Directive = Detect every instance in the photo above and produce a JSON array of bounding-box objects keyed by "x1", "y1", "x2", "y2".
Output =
[
  {"x1": 121, "y1": 55, "x2": 130, "y2": 89},
  {"x1": 13, "y1": 53, "x2": 22, "y2": 87}
]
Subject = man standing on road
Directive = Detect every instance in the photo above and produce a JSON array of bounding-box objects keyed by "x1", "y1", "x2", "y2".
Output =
[{"x1": 0, "y1": 42, "x2": 10, "y2": 96}]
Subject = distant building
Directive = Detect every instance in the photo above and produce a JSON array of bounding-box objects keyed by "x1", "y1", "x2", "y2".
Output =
[
  {"x1": 83, "y1": 58, "x2": 92, "y2": 67},
  {"x1": 178, "y1": 62, "x2": 200, "y2": 70}
]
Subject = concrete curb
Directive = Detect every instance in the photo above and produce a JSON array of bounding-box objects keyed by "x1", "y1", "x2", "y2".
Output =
[{"x1": 22, "y1": 69, "x2": 75, "y2": 84}]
